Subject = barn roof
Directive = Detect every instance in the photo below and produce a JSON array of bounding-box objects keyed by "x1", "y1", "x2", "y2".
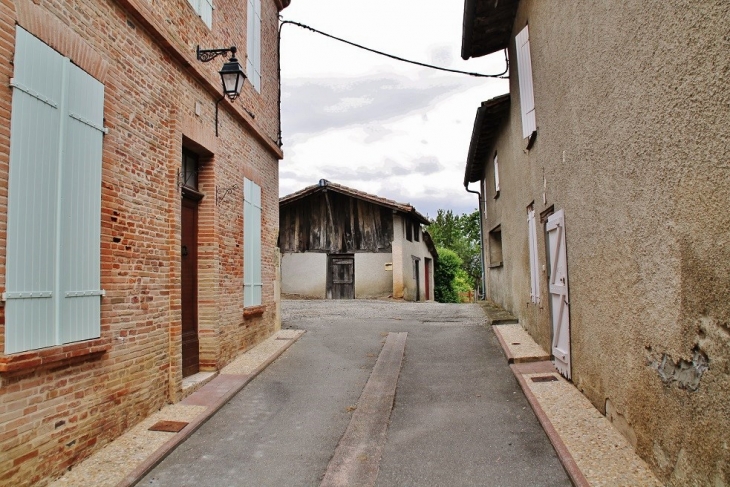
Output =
[{"x1": 280, "y1": 180, "x2": 431, "y2": 225}]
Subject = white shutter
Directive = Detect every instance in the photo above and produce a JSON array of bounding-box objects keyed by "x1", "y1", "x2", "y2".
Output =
[
  {"x1": 59, "y1": 63, "x2": 104, "y2": 344},
  {"x1": 244, "y1": 178, "x2": 262, "y2": 306},
  {"x1": 247, "y1": 0, "x2": 262, "y2": 92},
  {"x1": 527, "y1": 206, "x2": 540, "y2": 304},
  {"x1": 200, "y1": 0, "x2": 213, "y2": 29},
  {"x1": 494, "y1": 154, "x2": 500, "y2": 192},
  {"x1": 5, "y1": 28, "x2": 64, "y2": 353},
  {"x1": 5, "y1": 27, "x2": 103, "y2": 353},
  {"x1": 547, "y1": 210, "x2": 571, "y2": 379},
  {"x1": 516, "y1": 25, "x2": 536, "y2": 139}
]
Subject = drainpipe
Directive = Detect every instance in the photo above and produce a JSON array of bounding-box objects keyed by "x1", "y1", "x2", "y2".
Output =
[{"x1": 465, "y1": 182, "x2": 485, "y2": 300}]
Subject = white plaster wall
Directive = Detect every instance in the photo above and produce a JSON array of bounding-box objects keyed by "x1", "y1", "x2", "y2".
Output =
[
  {"x1": 281, "y1": 252, "x2": 327, "y2": 298},
  {"x1": 394, "y1": 215, "x2": 435, "y2": 302},
  {"x1": 354, "y1": 253, "x2": 393, "y2": 298}
]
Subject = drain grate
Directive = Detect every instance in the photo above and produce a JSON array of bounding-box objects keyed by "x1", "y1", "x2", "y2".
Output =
[
  {"x1": 530, "y1": 376, "x2": 559, "y2": 383},
  {"x1": 148, "y1": 420, "x2": 189, "y2": 432},
  {"x1": 275, "y1": 337, "x2": 292, "y2": 340}
]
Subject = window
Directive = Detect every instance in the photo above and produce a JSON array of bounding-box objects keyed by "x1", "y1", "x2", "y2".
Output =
[
  {"x1": 412, "y1": 257, "x2": 420, "y2": 279},
  {"x1": 405, "y1": 220, "x2": 412, "y2": 241},
  {"x1": 182, "y1": 149, "x2": 199, "y2": 190},
  {"x1": 516, "y1": 25, "x2": 536, "y2": 139},
  {"x1": 187, "y1": 0, "x2": 214, "y2": 29},
  {"x1": 414, "y1": 223, "x2": 420, "y2": 242},
  {"x1": 244, "y1": 178, "x2": 262, "y2": 307},
  {"x1": 247, "y1": 0, "x2": 262, "y2": 92},
  {"x1": 527, "y1": 205, "x2": 540, "y2": 304},
  {"x1": 493, "y1": 152, "x2": 500, "y2": 195},
  {"x1": 4, "y1": 27, "x2": 105, "y2": 353},
  {"x1": 488, "y1": 226, "x2": 503, "y2": 268}
]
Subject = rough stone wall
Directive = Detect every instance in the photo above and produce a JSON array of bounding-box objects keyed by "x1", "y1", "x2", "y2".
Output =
[
  {"x1": 480, "y1": 1, "x2": 729, "y2": 484},
  {"x1": 0, "y1": 0, "x2": 284, "y2": 484}
]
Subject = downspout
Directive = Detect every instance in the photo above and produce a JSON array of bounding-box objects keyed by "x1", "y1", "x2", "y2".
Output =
[{"x1": 464, "y1": 182, "x2": 485, "y2": 300}]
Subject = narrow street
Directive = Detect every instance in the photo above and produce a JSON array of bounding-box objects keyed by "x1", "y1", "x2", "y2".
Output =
[{"x1": 139, "y1": 300, "x2": 570, "y2": 487}]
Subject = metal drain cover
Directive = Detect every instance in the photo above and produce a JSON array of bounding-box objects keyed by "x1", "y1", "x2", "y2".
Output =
[
  {"x1": 530, "y1": 376, "x2": 559, "y2": 383},
  {"x1": 148, "y1": 420, "x2": 189, "y2": 432}
]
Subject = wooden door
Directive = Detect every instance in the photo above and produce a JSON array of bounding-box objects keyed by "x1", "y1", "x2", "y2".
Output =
[
  {"x1": 413, "y1": 258, "x2": 420, "y2": 301},
  {"x1": 547, "y1": 210, "x2": 571, "y2": 379},
  {"x1": 327, "y1": 255, "x2": 354, "y2": 299},
  {"x1": 181, "y1": 197, "x2": 199, "y2": 377}
]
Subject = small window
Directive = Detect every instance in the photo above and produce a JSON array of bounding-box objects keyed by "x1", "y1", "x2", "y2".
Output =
[
  {"x1": 405, "y1": 220, "x2": 412, "y2": 242},
  {"x1": 182, "y1": 149, "x2": 199, "y2": 190},
  {"x1": 413, "y1": 257, "x2": 420, "y2": 279},
  {"x1": 489, "y1": 226, "x2": 503, "y2": 268},
  {"x1": 414, "y1": 224, "x2": 420, "y2": 242}
]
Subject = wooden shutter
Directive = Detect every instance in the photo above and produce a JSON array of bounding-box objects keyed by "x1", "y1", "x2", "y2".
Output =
[
  {"x1": 247, "y1": 0, "x2": 262, "y2": 91},
  {"x1": 59, "y1": 62, "x2": 105, "y2": 344},
  {"x1": 547, "y1": 210, "x2": 571, "y2": 379},
  {"x1": 527, "y1": 206, "x2": 540, "y2": 304},
  {"x1": 244, "y1": 178, "x2": 262, "y2": 306},
  {"x1": 5, "y1": 27, "x2": 103, "y2": 353},
  {"x1": 494, "y1": 154, "x2": 500, "y2": 192},
  {"x1": 200, "y1": 0, "x2": 213, "y2": 29},
  {"x1": 515, "y1": 25, "x2": 536, "y2": 139}
]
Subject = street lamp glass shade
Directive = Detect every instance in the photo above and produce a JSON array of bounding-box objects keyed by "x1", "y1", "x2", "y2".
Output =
[{"x1": 219, "y1": 56, "x2": 246, "y2": 101}]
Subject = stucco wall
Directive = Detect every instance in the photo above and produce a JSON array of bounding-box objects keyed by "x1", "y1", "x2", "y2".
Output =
[
  {"x1": 393, "y1": 214, "x2": 435, "y2": 302},
  {"x1": 479, "y1": 1, "x2": 729, "y2": 484},
  {"x1": 354, "y1": 253, "x2": 393, "y2": 298},
  {"x1": 281, "y1": 252, "x2": 327, "y2": 298}
]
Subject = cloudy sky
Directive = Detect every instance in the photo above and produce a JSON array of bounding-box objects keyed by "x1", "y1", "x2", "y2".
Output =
[{"x1": 279, "y1": 0, "x2": 509, "y2": 219}]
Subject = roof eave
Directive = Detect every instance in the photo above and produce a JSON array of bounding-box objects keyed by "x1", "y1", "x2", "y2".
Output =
[
  {"x1": 463, "y1": 94, "x2": 511, "y2": 186},
  {"x1": 461, "y1": 0, "x2": 520, "y2": 59}
]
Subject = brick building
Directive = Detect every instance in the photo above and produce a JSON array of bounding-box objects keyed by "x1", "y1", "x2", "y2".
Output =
[{"x1": 0, "y1": 0, "x2": 289, "y2": 484}]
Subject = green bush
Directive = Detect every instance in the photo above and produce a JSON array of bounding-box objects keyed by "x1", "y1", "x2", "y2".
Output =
[{"x1": 434, "y1": 247, "x2": 462, "y2": 303}]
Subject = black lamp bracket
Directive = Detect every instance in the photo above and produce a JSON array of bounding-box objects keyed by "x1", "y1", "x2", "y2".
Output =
[{"x1": 197, "y1": 45, "x2": 237, "y2": 63}]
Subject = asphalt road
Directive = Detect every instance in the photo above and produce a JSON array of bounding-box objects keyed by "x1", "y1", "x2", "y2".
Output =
[{"x1": 140, "y1": 300, "x2": 571, "y2": 487}]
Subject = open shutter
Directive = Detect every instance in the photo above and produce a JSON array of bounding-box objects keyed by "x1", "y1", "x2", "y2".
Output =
[
  {"x1": 244, "y1": 179, "x2": 262, "y2": 306},
  {"x1": 527, "y1": 206, "x2": 540, "y2": 304},
  {"x1": 246, "y1": 0, "x2": 261, "y2": 92},
  {"x1": 515, "y1": 25, "x2": 536, "y2": 139},
  {"x1": 5, "y1": 28, "x2": 65, "y2": 353},
  {"x1": 494, "y1": 154, "x2": 500, "y2": 192},
  {"x1": 547, "y1": 210, "x2": 571, "y2": 379},
  {"x1": 59, "y1": 63, "x2": 104, "y2": 344}
]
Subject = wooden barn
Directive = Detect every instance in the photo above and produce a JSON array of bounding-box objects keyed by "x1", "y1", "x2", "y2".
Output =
[{"x1": 279, "y1": 180, "x2": 437, "y2": 301}]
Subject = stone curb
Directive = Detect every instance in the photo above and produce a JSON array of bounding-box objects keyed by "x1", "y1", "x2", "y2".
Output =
[{"x1": 117, "y1": 330, "x2": 305, "y2": 487}]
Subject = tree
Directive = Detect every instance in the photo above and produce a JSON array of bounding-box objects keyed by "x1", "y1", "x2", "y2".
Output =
[
  {"x1": 434, "y1": 247, "x2": 462, "y2": 303},
  {"x1": 429, "y1": 209, "x2": 481, "y2": 291}
]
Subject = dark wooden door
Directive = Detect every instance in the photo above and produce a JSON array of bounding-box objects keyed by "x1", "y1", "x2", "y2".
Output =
[
  {"x1": 425, "y1": 258, "x2": 431, "y2": 301},
  {"x1": 414, "y1": 258, "x2": 420, "y2": 301},
  {"x1": 327, "y1": 255, "x2": 354, "y2": 299},
  {"x1": 181, "y1": 196, "x2": 199, "y2": 377}
]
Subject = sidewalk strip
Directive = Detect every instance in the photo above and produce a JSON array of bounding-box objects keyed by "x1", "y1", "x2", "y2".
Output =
[{"x1": 320, "y1": 332, "x2": 407, "y2": 487}]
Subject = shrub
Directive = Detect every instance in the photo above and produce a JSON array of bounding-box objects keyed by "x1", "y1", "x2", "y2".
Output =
[{"x1": 434, "y1": 247, "x2": 462, "y2": 303}]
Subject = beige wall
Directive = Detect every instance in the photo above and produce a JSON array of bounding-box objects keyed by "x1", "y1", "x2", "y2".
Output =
[
  {"x1": 354, "y1": 253, "x2": 393, "y2": 298},
  {"x1": 281, "y1": 253, "x2": 327, "y2": 298},
  {"x1": 393, "y1": 215, "x2": 435, "y2": 302},
  {"x1": 479, "y1": 1, "x2": 729, "y2": 484}
]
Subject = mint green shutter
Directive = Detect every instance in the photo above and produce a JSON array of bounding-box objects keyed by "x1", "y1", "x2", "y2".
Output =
[
  {"x1": 59, "y1": 62, "x2": 104, "y2": 344},
  {"x1": 244, "y1": 179, "x2": 262, "y2": 306},
  {"x1": 246, "y1": 0, "x2": 261, "y2": 91},
  {"x1": 5, "y1": 27, "x2": 103, "y2": 353}
]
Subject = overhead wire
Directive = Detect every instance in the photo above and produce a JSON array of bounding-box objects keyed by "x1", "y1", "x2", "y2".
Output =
[{"x1": 279, "y1": 20, "x2": 509, "y2": 79}]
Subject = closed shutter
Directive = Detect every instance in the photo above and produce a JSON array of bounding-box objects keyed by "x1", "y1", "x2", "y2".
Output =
[
  {"x1": 5, "y1": 27, "x2": 103, "y2": 353},
  {"x1": 244, "y1": 178, "x2": 262, "y2": 306},
  {"x1": 527, "y1": 206, "x2": 540, "y2": 304},
  {"x1": 59, "y1": 63, "x2": 105, "y2": 344},
  {"x1": 494, "y1": 154, "x2": 500, "y2": 192},
  {"x1": 200, "y1": 0, "x2": 213, "y2": 29},
  {"x1": 247, "y1": 0, "x2": 261, "y2": 92},
  {"x1": 516, "y1": 25, "x2": 536, "y2": 139}
]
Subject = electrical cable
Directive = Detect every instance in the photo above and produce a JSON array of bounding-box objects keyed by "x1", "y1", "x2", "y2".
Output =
[{"x1": 280, "y1": 20, "x2": 509, "y2": 79}]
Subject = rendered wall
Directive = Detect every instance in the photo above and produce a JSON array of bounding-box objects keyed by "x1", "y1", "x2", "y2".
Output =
[
  {"x1": 393, "y1": 214, "x2": 434, "y2": 302},
  {"x1": 480, "y1": 1, "x2": 729, "y2": 484},
  {"x1": 354, "y1": 253, "x2": 393, "y2": 299},
  {"x1": 281, "y1": 252, "x2": 327, "y2": 298}
]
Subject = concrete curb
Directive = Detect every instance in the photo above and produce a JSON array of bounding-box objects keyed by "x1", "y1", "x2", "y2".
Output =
[
  {"x1": 492, "y1": 324, "x2": 517, "y2": 364},
  {"x1": 117, "y1": 330, "x2": 305, "y2": 487},
  {"x1": 509, "y1": 364, "x2": 590, "y2": 487}
]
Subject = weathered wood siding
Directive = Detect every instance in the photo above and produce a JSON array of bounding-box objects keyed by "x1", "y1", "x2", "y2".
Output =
[{"x1": 280, "y1": 191, "x2": 393, "y2": 253}]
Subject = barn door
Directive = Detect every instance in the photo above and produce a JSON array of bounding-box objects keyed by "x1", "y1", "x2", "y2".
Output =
[
  {"x1": 327, "y1": 255, "x2": 354, "y2": 299},
  {"x1": 546, "y1": 210, "x2": 571, "y2": 379}
]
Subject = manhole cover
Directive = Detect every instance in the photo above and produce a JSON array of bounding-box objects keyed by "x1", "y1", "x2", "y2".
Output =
[
  {"x1": 531, "y1": 376, "x2": 558, "y2": 383},
  {"x1": 149, "y1": 420, "x2": 189, "y2": 432}
]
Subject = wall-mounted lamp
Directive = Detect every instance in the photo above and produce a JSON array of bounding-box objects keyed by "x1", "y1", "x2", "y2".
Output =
[{"x1": 196, "y1": 46, "x2": 246, "y2": 101}]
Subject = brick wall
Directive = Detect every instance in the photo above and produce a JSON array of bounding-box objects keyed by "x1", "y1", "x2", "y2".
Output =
[{"x1": 0, "y1": 0, "x2": 285, "y2": 484}]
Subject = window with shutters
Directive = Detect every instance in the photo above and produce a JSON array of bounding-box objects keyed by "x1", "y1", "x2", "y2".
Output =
[
  {"x1": 4, "y1": 27, "x2": 105, "y2": 354},
  {"x1": 247, "y1": 0, "x2": 262, "y2": 92},
  {"x1": 488, "y1": 226, "x2": 503, "y2": 268},
  {"x1": 244, "y1": 178, "x2": 263, "y2": 307},
  {"x1": 515, "y1": 25, "x2": 536, "y2": 139},
  {"x1": 186, "y1": 0, "x2": 214, "y2": 29},
  {"x1": 527, "y1": 204, "x2": 540, "y2": 304}
]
